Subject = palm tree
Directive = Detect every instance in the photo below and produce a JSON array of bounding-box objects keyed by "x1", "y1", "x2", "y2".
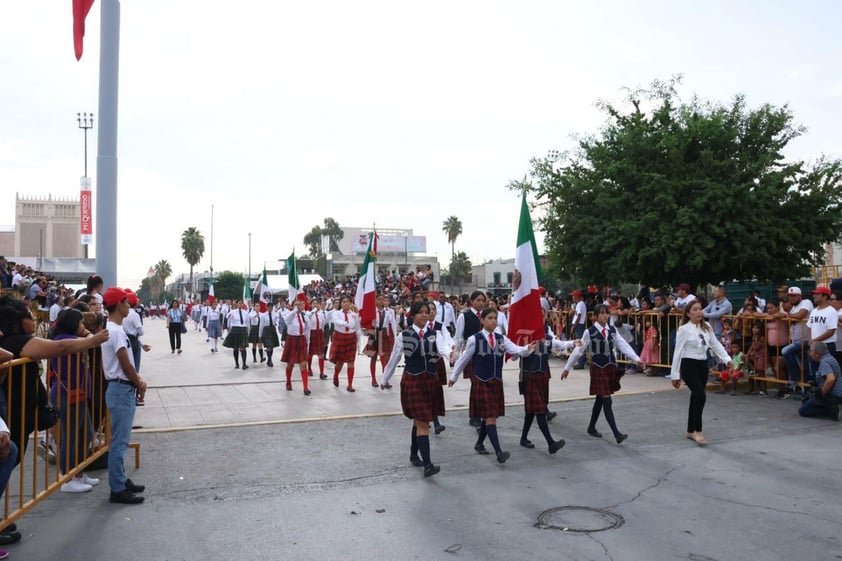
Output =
[
  {"x1": 154, "y1": 259, "x2": 172, "y2": 300},
  {"x1": 181, "y1": 227, "x2": 205, "y2": 298},
  {"x1": 450, "y1": 251, "x2": 472, "y2": 293},
  {"x1": 442, "y1": 216, "x2": 462, "y2": 294}
]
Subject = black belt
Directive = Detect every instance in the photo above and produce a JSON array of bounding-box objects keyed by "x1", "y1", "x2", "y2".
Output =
[{"x1": 108, "y1": 378, "x2": 135, "y2": 387}]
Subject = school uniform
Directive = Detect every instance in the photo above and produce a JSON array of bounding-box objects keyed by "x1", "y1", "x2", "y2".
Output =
[
  {"x1": 382, "y1": 324, "x2": 444, "y2": 423},
  {"x1": 521, "y1": 328, "x2": 575, "y2": 414},
  {"x1": 454, "y1": 308, "x2": 483, "y2": 378},
  {"x1": 307, "y1": 309, "x2": 327, "y2": 356},
  {"x1": 372, "y1": 307, "x2": 398, "y2": 356},
  {"x1": 260, "y1": 309, "x2": 280, "y2": 348},
  {"x1": 329, "y1": 309, "x2": 360, "y2": 364},
  {"x1": 206, "y1": 306, "x2": 222, "y2": 339},
  {"x1": 247, "y1": 309, "x2": 262, "y2": 344},
  {"x1": 451, "y1": 331, "x2": 531, "y2": 419},
  {"x1": 222, "y1": 307, "x2": 249, "y2": 349},
  {"x1": 282, "y1": 309, "x2": 310, "y2": 364}
]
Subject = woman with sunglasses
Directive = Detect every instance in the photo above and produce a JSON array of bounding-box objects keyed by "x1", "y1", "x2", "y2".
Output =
[{"x1": 671, "y1": 300, "x2": 732, "y2": 446}]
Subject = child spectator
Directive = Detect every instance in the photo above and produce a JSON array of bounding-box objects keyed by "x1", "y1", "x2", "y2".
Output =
[
  {"x1": 717, "y1": 341, "x2": 744, "y2": 395},
  {"x1": 639, "y1": 317, "x2": 659, "y2": 371},
  {"x1": 746, "y1": 322, "x2": 768, "y2": 395}
]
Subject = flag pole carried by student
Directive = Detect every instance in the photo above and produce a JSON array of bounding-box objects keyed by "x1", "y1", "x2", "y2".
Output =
[
  {"x1": 207, "y1": 277, "x2": 216, "y2": 306},
  {"x1": 355, "y1": 230, "x2": 378, "y2": 330},
  {"x1": 287, "y1": 251, "x2": 300, "y2": 306},
  {"x1": 254, "y1": 269, "x2": 270, "y2": 312},
  {"x1": 242, "y1": 275, "x2": 252, "y2": 305}
]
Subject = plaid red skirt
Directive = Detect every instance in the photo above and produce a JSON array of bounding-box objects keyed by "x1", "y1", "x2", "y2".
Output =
[
  {"x1": 308, "y1": 328, "x2": 326, "y2": 356},
  {"x1": 590, "y1": 364, "x2": 622, "y2": 396},
  {"x1": 469, "y1": 377, "x2": 505, "y2": 419},
  {"x1": 400, "y1": 372, "x2": 444, "y2": 422},
  {"x1": 375, "y1": 330, "x2": 395, "y2": 357},
  {"x1": 524, "y1": 371, "x2": 550, "y2": 414},
  {"x1": 329, "y1": 332, "x2": 358, "y2": 364},
  {"x1": 282, "y1": 334, "x2": 309, "y2": 364},
  {"x1": 435, "y1": 357, "x2": 447, "y2": 386}
]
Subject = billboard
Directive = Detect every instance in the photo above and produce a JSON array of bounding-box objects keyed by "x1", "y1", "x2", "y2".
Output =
[
  {"x1": 80, "y1": 177, "x2": 92, "y2": 245},
  {"x1": 352, "y1": 233, "x2": 426, "y2": 254}
]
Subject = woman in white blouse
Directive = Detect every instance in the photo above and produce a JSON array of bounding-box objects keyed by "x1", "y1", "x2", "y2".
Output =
[{"x1": 671, "y1": 300, "x2": 732, "y2": 446}]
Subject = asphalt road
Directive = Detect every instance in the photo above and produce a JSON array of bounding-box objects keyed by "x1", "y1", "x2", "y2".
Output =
[{"x1": 7, "y1": 389, "x2": 841, "y2": 561}]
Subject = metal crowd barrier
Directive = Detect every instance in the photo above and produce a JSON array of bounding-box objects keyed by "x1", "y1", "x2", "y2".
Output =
[
  {"x1": 548, "y1": 309, "x2": 813, "y2": 387},
  {"x1": 0, "y1": 347, "x2": 140, "y2": 531}
]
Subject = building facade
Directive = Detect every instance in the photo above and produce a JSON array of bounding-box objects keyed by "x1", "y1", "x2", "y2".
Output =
[{"x1": 15, "y1": 193, "x2": 85, "y2": 259}]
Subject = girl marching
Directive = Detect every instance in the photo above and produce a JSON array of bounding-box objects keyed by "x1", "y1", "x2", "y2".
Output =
[
  {"x1": 368, "y1": 293, "x2": 398, "y2": 387},
  {"x1": 308, "y1": 298, "x2": 328, "y2": 379},
  {"x1": 449, "y1": 308, "x2": 536, "y2": 464},
  {"x1": 562, "y1": 304, "x2": 644, "y2": 444},
  {"x1": 380, "y1": 301, "x2": 444, "y2": 477},
  {"x1": 248, "y1": 302, "x2": 264, "y2": 364},
  {"x1": 222, "y1": 300, "x2": 250, "y2": 369},
  {"x1": 425, "y1": 301, "x2": 455, "y2": 435},
  {"x1": 260, "y1": 302, "x2": 280, "y2": 367},
  {"x1": 329, "y1": 295, "x2": 361, "y2": 392},
  {"x1": 282, "y1": 294, "x2": 312, "y2": 395}
]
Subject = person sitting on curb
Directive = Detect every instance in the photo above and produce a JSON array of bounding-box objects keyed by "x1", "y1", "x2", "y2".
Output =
[{"x1": 798, "y1": 341, "x2": 841, "y2": 421}]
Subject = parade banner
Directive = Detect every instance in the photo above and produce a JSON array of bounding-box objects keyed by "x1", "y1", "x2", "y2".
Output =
[{"x1": 80, "y1": 176, "x2": 93, "y2": 245}]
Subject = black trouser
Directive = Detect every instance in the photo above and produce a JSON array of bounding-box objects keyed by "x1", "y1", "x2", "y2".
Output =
[
  {"x1": 168, "y1": 322, "x2": 182, "y2": 351},
  {"x1": 680, "y1": 358, "x2": 708, "y2": 433}
]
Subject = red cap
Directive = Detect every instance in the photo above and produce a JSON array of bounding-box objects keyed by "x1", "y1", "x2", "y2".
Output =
[
  {"x1": 677, "y1": 283, "x2": 691, "y2": 292},
  {"x1": 295, "y1": 293, "x2": 311, "y2": 311},
  {"x1": 102, "y1": 287, "x2": 128, "y2": 308},
  {"x1": 571, "y1": 289, "x2": 582, "y2": 298},
  {"x1": 123, "y1": 288, "x2": 139, "y2": 307},
  {"x1": 813, "y1": 286, "x2": 832, "y2": 296},
  {"x1": 539, "y1": 286, "x2": 546, "y2": 295}
]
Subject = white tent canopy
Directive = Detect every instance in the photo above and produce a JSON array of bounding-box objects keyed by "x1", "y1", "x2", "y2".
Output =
[{"x1": 260, "y1": 273, "x2": 323, "y2": 294}]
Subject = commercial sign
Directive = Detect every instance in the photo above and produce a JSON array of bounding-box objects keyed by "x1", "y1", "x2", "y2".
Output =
[
  {"x1": 352, "y1": 233, "x2": 426, "y2": 254},
  {"x1": 80, "y1": 177, "x2": 92, "y2": 245}
]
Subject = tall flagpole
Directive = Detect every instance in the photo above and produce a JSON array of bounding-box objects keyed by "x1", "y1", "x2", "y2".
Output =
[
  {"x1": 95, "y1": 0, "x2": 121, "y2": 286},
  {"x1": 210, "y1": 203, "x2": 214, "y2": 277}
]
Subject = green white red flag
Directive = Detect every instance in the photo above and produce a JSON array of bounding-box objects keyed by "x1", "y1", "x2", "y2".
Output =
[
  {"x1": 207, "y1": 278, "x2": 215, "y2": 305},
  {"x1": 507, "y1": 193, "x2": 544, "y2": 345},
  {"x1": 242, "y1": 275, "x2": 252, "y2": 305},
  {"x1": 254, "y1": 269, "x2": 270, "y2": 312},
  {"x1": 354, "y1": 231, "x2": 378, "y2": 330},
  {"x1": 287, "y1": 252, "x2": 300, "y2": 306}
]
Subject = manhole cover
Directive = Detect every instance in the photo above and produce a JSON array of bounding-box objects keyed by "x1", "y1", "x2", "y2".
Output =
[{"x1": 535, "y1": 506, "x2": 624, "y2": 533}]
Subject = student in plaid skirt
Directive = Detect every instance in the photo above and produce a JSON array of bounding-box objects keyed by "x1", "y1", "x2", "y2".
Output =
[
  {"x1": 248, "y1": 304, "x2": 264, "y2": 364},
  {"x1": 426, "y1": 301, "x2": 455, "y2": 435},
  {"x1": 283, "y1": 294, "x2": 312, "y2": 395},
  {"x1": 307, "y1": 298, "x2": 328, "y2": 379},
  {"x1": 450, "y1": 308, "x2": 536, "y2": 464},
  {"x1": 519, "y1": 322, "x2": 579, "y2": 454},
  {"x1": 259, "y1": 305, "x2": 280, "y2": 367},
  {"x1": 367, "y1": 294, "x2": 398, "y2": 387},
  {"x1": 562, "y1": 305, "x2": 644, "y2": 444},
  {"x1": 223, "y1": 300, "x2": 251, "y2": 369},
  {"x1": 329, "y1": 296, "x2": 361, "y2": 392},
  {"x1": 454, "y1": 291, "x2": 487, "y2": 429},
  {"x1": 380, "y1": 301, "x2": 444, "y2": 477}
]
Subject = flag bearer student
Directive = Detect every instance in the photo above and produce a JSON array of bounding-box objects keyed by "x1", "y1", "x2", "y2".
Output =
[
  {"x1": 368, "y1": 293, "x2": 398, "y2": 387},
  {"x1": 329, "y1": 295, "x2": 361, "y2": 392},
  {"x1": 519, "y1": 323, "x2": 580, "y2": 453},
  {"x1": 248, "y1": 302, "x2": 265, "y2": 364},
  {"x1": 425, "y1": 301, "x2": 455, "y2": 434},
  {"x1": 454, "y1": 291, "x2": 487, "y2": 428},
  {"x1": 283, "y1": 295, "x2": 312, "y2": 395},
  {"x1": 449, "y1": 307, "x2": 536, "y2": 464},
  {"x1": 206, "y1": 303, "x2": 222, "y2": 353},
  {"x1": 562, "y1": 304, "x2": 645, "y2": 444},
  {"x1": 380, "y1": 301, "x2": 445, "y2": 477},
  {"x1": 308, "y1": 298, "x2": 328, "y2": 379},
  {"x1": 222, "y1": 300, "x2": 250, "y2": 369},
  {"x1": 260, "y1": 302, "x2": 280, "y2": 367}
]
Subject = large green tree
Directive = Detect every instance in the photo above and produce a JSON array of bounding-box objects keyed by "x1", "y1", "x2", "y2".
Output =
[
  {"x1": 153, "y1": 259, "x2": 172, "y2": 301},
  {"x1": 449, "y1": 251, "x2": 472, "y2": 293},
  {"x1": 303, "y1": 218, "x2": 345, "y2": 257},
  {"x1": 213, "y1": 271, "x2": 245, "y2": 301},
  {"x1": 442, "y1": 215, "x2": 463, "y2": 293},
  {"x1": 523, "y1": 78, "x2": 842, "y2": 287},
  {"x1": 181, "y1": 226, "x2": 205, "y2": 296}
]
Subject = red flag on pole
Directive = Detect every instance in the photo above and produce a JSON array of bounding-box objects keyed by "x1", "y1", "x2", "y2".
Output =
[{"x1": 73, "y1": 0, "x2": 95, "y2": 61}]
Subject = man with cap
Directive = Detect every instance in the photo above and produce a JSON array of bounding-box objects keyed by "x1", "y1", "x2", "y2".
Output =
[
  {"x1": 798, "y1": 341, "x2": 841, "y2": 421},
  {"x1": 570, "y1": 289, "x2": 588, "y2": 369},
  {"x1": 779, "y1": 286, "x2": 814, "y2": 397},
  {"x1": 807, "y1": 286, "x2": 837, "y2": 364},
  {"x1": 671, "y1": 283, "x2": 696, "y2": 313},
  {"x1": 123, "y1": 289, "x2": 151, "y2": 406},
  {"x1": 101, "y1": 287, "x2": 148, "y2": 504}
]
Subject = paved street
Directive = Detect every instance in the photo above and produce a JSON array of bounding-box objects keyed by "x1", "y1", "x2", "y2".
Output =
[{"x1": 5, "y1": 321, "x2": 841, "y2": 561}]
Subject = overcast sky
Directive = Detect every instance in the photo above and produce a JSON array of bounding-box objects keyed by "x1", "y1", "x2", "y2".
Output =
[{"x1": 2, "y1": 1, "x2": 840, "y2": 288}]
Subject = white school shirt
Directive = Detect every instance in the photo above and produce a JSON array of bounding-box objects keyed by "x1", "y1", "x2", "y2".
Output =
[
  {"x1": 227, "y1": 308, "x2": 249, "y2": 328},
  {"x1": 450, "y1": 330, "x2": 532, "y2": 383},
  {"x1": 373, "y1": 307, "x2": 399, "y2": 335},
  {"x1": 248, "y1": 309, "x2": 260, "y2": 328},
  {"x1": 454, "y1": 307, "x2": 483, "y2": 350},
  {"x1": 435, "y1": 301, "x2": 457, "y2": 328},
  {"x1": 284, "y1": 309, "x2": 310, "y2": 337},
  {"x1": 670, "y1": 322, "x2": 731, "y2": 380},
  {"x1": 330, "y1": 309, "x2": 361, "y2": 334},
  {"x1": 260, "y1": 310, "x2": 278, "y2": 336},
  {"x1": 565, "y1": 322, "x2": 642, "y2": 370},
  {"x1": 307, "y1": 310, "x2": 327, "y2": 331},
  {"x1": 494, "y1": 310, "x2": 509, "y2": 336}
]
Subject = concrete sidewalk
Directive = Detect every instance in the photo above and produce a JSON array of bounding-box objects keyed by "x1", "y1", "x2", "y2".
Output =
[{"x1": 134, "y1": 319, "x2": 672, "y2": 431}]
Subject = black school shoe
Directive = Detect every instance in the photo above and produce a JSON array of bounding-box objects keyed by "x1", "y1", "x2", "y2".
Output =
[
  {"x1": 109, "y1": 489, "x2": 144, "y2": 504},
  {"x1": 0, "y1": 529, "x2": 21, "y2": 545}
]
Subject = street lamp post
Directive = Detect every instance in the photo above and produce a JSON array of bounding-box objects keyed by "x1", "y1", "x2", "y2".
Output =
[
  {"x1": 248, "y1": 233, "x2": 252, "y2": 281},
  {"x1": 77, "y1": 112, "x2": 94, "y2": 259}
]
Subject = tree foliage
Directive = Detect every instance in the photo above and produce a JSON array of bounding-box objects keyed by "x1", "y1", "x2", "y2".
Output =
[
  {"x1": 181, "y1": 226, "x2": 205, "y2": 295},
  {"x1": 213, "y1": 271, "x2": 244, "y2": 301},
  {"x1": 523, "y1": 78, "x2": 842, "y2": 287},
  {"x1": 303, "y1": 218, "x2": 344, "y2": 257}
]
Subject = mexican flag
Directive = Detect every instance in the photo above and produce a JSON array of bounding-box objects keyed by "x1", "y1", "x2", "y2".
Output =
[
  {"x1": 287, "y1": 252, "x2": 300, "y2": 306},
  {"x1": 355, "y1": 231, "x2": 378, "y2": 330},
  {"x1": 207, "y1": 278, "x2": 216, "y2": 305},
  {"x1": 242, "y1": 275, "x2": 252, "y2": 305},
  {"x1": 507, "y1": 193, "x2": 544, "y2": 345},
  {"x1": 254, "y1": 269, "x2": 270, "y2": 312}
]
